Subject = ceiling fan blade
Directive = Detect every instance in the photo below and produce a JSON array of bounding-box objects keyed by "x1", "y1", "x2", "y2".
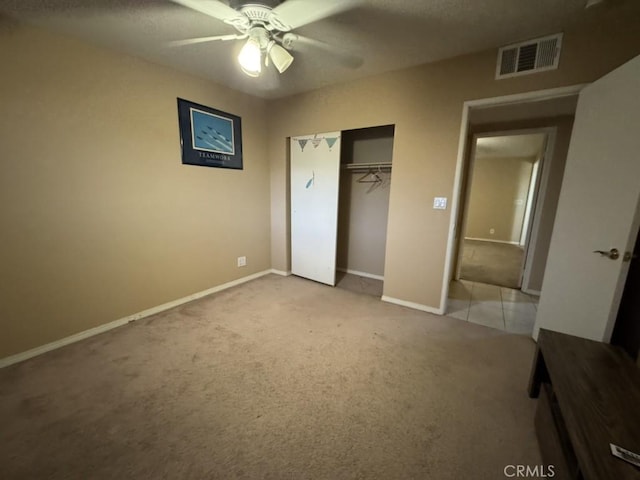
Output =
[
  {"x1": 168, "y1": 34, "x2": 246, "y2": 47},
  {"x1": 168, "y1": 0, "x2": 243, "y2": 22},
  {"x1": 284, "y1": 34, "x2": 363, "y2": 69},
  {"x1": 271, "y1": 0, "x2": 362, "y2": 30}
]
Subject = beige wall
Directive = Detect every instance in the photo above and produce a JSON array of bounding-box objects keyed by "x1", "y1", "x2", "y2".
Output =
[
  {"x1": 337, "y1": 131, "x2": 393, "y2": 277},
  {"x1": 465, "y1": 156, "x2": 535, "y2": 243},
  {"x1": 0, "y1": 25, "x2": 271, "y2": 358},
  {"x1": 268, "y1": 17, "x2": 640, "y2": 310}
]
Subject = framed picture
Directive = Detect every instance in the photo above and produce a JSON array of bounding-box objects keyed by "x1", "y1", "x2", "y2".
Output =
[{"x1": 177, "y1": 98, "x2": 243, "y2": 170}]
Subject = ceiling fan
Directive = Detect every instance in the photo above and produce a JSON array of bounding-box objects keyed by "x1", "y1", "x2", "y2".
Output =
[{"x1": 168, "y1": 0, "x2": 363, "y2": 77}]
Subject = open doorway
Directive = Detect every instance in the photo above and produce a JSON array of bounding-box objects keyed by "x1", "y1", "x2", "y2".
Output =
[
  {"x1": 610, "y1": 228, "x2": 640, "y2": 362},
  {"x1": 458, "y1": 132, "x2": 547, "y2": 290},
  {"x1": 443, "y1": 88, "x2": 580, "y2": 334}
]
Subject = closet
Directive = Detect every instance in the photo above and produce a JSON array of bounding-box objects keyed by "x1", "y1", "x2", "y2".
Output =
[
  {"x1": 337, "y1": 125, "x2": 394, "y2": 288},
  {"x1": 290, "y1": 125, "x2": 394, "y2": 291}
]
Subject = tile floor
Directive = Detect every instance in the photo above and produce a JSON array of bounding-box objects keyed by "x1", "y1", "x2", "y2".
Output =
[{"x1": 446, "y1": 280, "x2": 539, "y2": 335}]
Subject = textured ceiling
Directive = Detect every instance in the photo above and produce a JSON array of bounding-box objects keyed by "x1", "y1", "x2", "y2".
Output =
[{"x1": 0, "y1": 0, "x2": 634, "y2": 99}]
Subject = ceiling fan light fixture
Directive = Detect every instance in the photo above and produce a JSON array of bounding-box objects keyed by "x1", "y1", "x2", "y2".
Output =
[
  {"x1": 267, "y1": 41, "x2": 294, "y2": 73},
  {"x1": 238, "y1": 37, "x2": 262, "y2": 77}
]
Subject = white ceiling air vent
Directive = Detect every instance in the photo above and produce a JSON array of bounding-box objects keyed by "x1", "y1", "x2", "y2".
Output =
[{"x1": 496, "y1": 33, "x2": 563, "y2": 79}]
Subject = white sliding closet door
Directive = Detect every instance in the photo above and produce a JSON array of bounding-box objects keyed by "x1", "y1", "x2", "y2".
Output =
[{"x1": 291, "y1": 132, "x2": 342, "y2": 286}]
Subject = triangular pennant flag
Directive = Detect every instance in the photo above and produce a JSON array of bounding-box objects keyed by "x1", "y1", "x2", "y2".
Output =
[
  {"x1": 297, "y1": 139, "x2": 308, "y2": 151},
  {"x1": 325, "y1": 137, "x2": 338, "y2": 149},
  {"x1": 311, "y1": 137, "x2": 322, "y2": 149}
]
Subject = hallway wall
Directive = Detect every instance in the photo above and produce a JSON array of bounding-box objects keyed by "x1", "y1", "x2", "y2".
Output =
[{"x1": 465, "y1": 156, "x2": 535, "y2": 244}]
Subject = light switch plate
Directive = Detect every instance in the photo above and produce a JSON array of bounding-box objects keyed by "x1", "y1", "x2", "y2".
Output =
[{"x1": 433, "y1": 197, "x2": 447, "y2": 210}]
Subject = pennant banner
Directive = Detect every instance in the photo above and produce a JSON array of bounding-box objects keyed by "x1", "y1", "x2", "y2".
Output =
[
  {"x1": 325, "y1": 137, "x2": 338, "y2": 149},
  {"x1": 296, "y1": 134, "x2": 340, "y2": 153}
]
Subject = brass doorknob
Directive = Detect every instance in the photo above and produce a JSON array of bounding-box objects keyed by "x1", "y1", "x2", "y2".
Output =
[{"x1": 593, "y1": 248, "x2": 620, "y2": 260}]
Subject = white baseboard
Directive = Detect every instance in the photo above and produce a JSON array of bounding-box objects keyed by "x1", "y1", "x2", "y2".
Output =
[
  {"x1": 0, "y1": 269, "x2": 273, "y2": 369},
  {"x1": 270, "y1": 269, "x2": 291, "y2": 276},
  {"x1": 337, "y1": 268, "x2": 384, "y2": 281},
  {"x1": 0, "y1": 317, "x2": 134, "y2": 370},
  {"x1": 381, "y1": 295, "x2": 444, "y2": 315},
  {"x1": 521, "y1": 288, "x2": 541, "y2": 296},
  {"x1": 465, "y1": 237, "x2": 520, "y2": 246}
]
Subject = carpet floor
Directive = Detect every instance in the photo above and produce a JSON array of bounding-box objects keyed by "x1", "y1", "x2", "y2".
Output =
[
  {"x1": 460, "y1": 239, "x2": 525, "y2": 289},
  {"x1": 1, "y1": 274, "x2": 540, "y2": 479},
  {"x1": 335, "y1": 272, "x2": 384, "y2": 297}
]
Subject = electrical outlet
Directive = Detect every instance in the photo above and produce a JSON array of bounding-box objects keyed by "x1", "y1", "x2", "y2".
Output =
[
  {"x1": 490, "y1": 228, "x2": 495, "y2": 235},
  {"x1": 237, "y1": 256, "x2": 246, "y2": 267}
]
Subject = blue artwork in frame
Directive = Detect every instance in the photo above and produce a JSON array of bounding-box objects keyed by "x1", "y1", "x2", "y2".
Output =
[{"x1": 177, "y1": 98, "x2": 243, "y2": 169}]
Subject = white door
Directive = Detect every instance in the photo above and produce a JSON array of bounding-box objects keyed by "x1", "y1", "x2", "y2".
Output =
[
  {"x1": 291, "y1": 132, "x2": 341, "y2": 285},
  {"x1": 534, "y1": 55, "x2": 640, "y2": 341}
]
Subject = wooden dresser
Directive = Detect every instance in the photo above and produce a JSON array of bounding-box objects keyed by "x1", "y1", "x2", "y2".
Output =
[{"x1": 528, "y1": 329, "x2": 640, "y2": 479}]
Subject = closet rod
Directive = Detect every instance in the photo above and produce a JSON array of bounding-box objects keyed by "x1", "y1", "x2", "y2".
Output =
[{"x1": 342, "y1": 162, "x2": 392, "y2": 170}]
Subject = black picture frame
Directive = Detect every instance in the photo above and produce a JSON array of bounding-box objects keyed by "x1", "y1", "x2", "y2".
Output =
[{"x1": 177, "y1": 98, "x2": 243, "y2": 170}]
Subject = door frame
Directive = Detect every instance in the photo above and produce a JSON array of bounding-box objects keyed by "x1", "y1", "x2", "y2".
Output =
[
  {"x1": 453, "y1": 127, "x2": 555, "y2": 294},
  {"x1": 440, "y1": 84, "x2": 587, "y2": 311},
  {"x1": 520, "y1": 128, "x2": 556, "y2": 294}
]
